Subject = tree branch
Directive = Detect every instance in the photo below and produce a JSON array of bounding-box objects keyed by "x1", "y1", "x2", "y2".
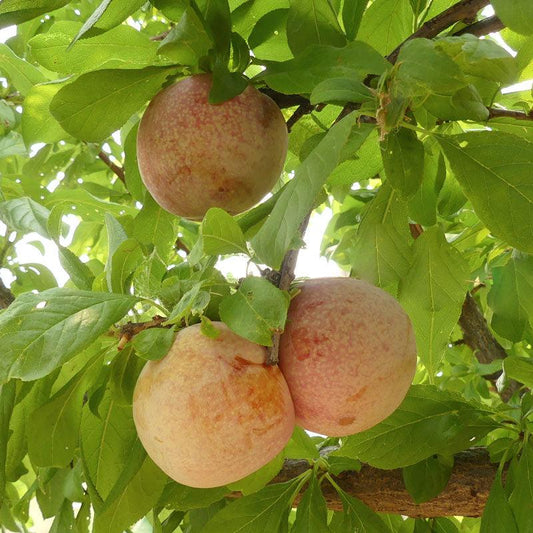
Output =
[
  {"x1": 488, "y1": 108, "x2": 533, "y2": 121},
  {"x1": 229, "y1": 448, "x2": 498, "y2": 517},
  {"x1": 387, "y1": 0, "x2": 491, "y2": 64},
  {"x1": 265, "y1": 213, "x2": 312, "y2": 366},
  {"x1": 0, "y1": 277, "x2": 14, "y2": 309},
  {"x1": 453, "y1": 15, "x2": 504, "y2": 36},
  {"x1": 116, "y1": 315, "x2": 170, "y2": 350},
  {"x1": 98, "y1": 151, "x2": 126, "y2": 183}
]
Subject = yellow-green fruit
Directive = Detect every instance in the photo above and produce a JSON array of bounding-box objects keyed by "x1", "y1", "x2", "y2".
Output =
[
  {"x1": 137, "y1": 74, "x2": 288, "y2": 220},
  {"x1": 133, "y1": 322, "x2": 295, "y2": 488},
  {"x1": 279, "y1": 278, "x2": 417, "y2": 437}
]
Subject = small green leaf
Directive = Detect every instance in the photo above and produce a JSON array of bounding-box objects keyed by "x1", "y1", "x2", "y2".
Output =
[
  {"x1": 158, "y1": 6, "x2": 212, "y2": 66},
  {"x1": 492, "y1": 0, "x2": 533, "y2": 35},
  {"x1": 480, "y1": 471, "x2": 518, "y2": 533},
  {"x1": 58, "y1": 246, "x2": 95, "y2": 291},
  {"x1": 283, "y1": 426, "x2": 320, "y2": 461},
  {"x1": 488, "y1": 252, "x2": 533, "y2": 342},
  {"x1": 227, "y1": 451, "x2": 285, "y2": 495},
  {"x1": 131, "y1": 328, "x2": 175, "y2": 361},
  {"x1": 399, "y1": 227, "x2": 469, "y2": 376},
  {"x1": 333, "y1": 385, "x2": 498, "y2": 469},
  {"x1": 437, "y1": 131, "x2": 533, "y2": 254},
  {"x1": 403, "y1": 455, "x2": 453, "y2": 504},
  {"x1": 202, "y1": 207, "x2": 248, "y2": 256},
  {"x1": 252, "y1": 114, "x2": 355, "y2": 268},
  {"x1": 0, "y1": 381, "x2": 16, "y2": 507},
  {"x1": 68, "y1": 0, "x2": 113, "y2": 48},
  {"x1": 310, "y1": 77, "x2": 373, "y2": 105},
  {"x1": 504, "y1": 357, "x2": 533, "y2": 389},
  {"x1": 342, "y1": 0, "x2": 367, "y2": 41},
  {"x1": 292, "y1": 472, "x2": 329, "y2": 533},
  {"x1": 0, "y1": 43, "x2": 47, "y2": 95},
  {"x1": 508, "y1": 442, "x2": 533, "y2": 532},
  {"x1": 109, "y1": 345, "x2": 144, "y2": 405},
  {"x1": 257, "y1": 41, "x2": 389, "y2": 95},
  {"x1": 50, "y1": 67, "x2": 176, "y2": 142},
  {"x1": 0, "y1": 197, "x2": 51, "y2": 238},
  {"x1": 381, "y1": 127, "x2": 425, "y2": 199},
  {"x1": 219, "y1": 277, "x2": 289, "y2": 346},
  {"x1": 0, "y1": 0, "x2": 70, "y2": 29},
  {"x1": 286, "y1": 0, "x2": 346, "y2": 55},
  {"x1": 0, "y1": 288, "x2": 136, "y2": 382},
  {"x1": 202, "y1": 476, "x2": 306, "y2": 533},
  {"x1": 107, "y1": 238, "x2": 144, "y2": 294},
  {"x1": 424, "y1": 85, "x2": 489, "y2": 122}
]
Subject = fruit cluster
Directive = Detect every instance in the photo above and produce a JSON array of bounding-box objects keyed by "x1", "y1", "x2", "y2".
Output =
[{"x1": 132, "y1": 76, "x2": 417, "y2": 488}]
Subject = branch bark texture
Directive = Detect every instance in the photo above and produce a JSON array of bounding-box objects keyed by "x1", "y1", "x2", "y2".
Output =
[{"x1": 230, "y1": 449, "x2": 497, "y2": 518}]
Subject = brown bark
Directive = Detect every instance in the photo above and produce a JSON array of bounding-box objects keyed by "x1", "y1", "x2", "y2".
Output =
[
  {"x1": 0, "y1": 277, "x2": 14, "y2": 309},
  {"x1": 454, "y1": 15, "x2": 504, "y2": 36},
  {"x1": 230, "y1": 449, "x2": 497, "y2": 517},
  {"x1": 98, "y1": 151, "x2": 126, "y2": 183}
]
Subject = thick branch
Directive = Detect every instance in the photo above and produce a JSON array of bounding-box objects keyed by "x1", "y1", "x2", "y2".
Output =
[
  {"x1": 98, "y1": 151, "x2": 125, "y2": 183},
  {"x1": 454, "y1": 15, "x2": 504, "y2": 36},
  {"x1": 229, "y1": 449, "x2": 497, "y2": 517},
  {"x1": 387, "y1": 0, "x2": 491, "y2": 63},
  {"x1": 116, "y1": 315, "x2": 169, "y2": 350}
]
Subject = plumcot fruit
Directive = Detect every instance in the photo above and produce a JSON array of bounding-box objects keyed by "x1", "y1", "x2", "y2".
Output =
[
  {"x1": 136, "y1": 74, "x2": 288, "y2": 220},
  {"x1": 132, "y1": 322, "x2": 295, "y2": 488},
  {"x1": 278, "y1": 278, "x2": 417, "y2": 437}
]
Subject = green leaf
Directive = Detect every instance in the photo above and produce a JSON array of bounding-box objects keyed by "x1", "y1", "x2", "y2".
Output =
[
  {"x1": 333, "y1": 385, "x2": 498, "y2": 469},
  {"x1": 436, "y1": 35, "x2": 518, "y2": 85},
  {"x1": 508, "y1": 442, "x2": 533, "y2": 532},
  {"x1": 50, "y1": 67, "x2": 176, "y2": 142},
  {"x1": 310, "y1": 77, "x2": 373, "y2": 105},
  {"x1": 504, "y1": 357, "x2": 533, "y2": 389},
  {"x1": 109, "y1": 345, "x2": 143, "y2": 405},
  {"x1": 49, "y1": 501, "x2": 76, "y2": 533},
  {"x1": 123, "y1": 122, "x2": 146, "y2": 202},
  {"x1": 219, "y1": 277, "x2": 289, "y2": 346},
  {"x1": 381, "y1": 127, "x2": 424, "y2": 199},
  {"x1": 158, "y1": 6, "x2": 212, "y2": 66},
  {"x1": 357, "y1": 0, "x2": 413, "y2": 55},
  {"x1": 27, "y1": 351, "x2": 103, "y2": 467},
  {"x1": 399, "y1": 227, "x2": 469, "y2": 376},
  {"x1": 252, "y1": 114, "x2": 354, "y2": 268},
  {"x1": 0, "y1": 131, "x2": 26, "y2": 159},
  {"x1": 132, "y1": 193, "x2": 176, "y2": 258},
  {"x1": 68, "y1": 0, "x2": 113, "y2": 48},
  {"x1": 396, "y1": 38, "x2": 467, "y2": 97},
  {"x1": 333, "y1": 484, "x2": 391, "y2": 533},
  {"x1": 87, "y1": 0, "x2": 146, "y2": 32},
  {"x1": 160, "y1": 483, "x2": 228, "y2": 512},
  {"x1": 283, "y1": 426, "x2": 320, "y2": 461},
  {"x1": 166, "y1": 283, "x2": 210, "y2": 324},
  {"x1": 0, "y1": 381, "x2": 15, "y2": 507},
  {"x1": 108, "y1": 238, "x2": 144, "y2": 294},
  {"x1": 131, "y1": 328, "x2": 175, "y2": 361},
  {"x1": 28, "y1": 21, "x2": 159, "y2": 73},
  {"x1": 335, "y1": 183, "x2": 412, "y2": 290},
  {"x1": 0, "y1": 288, "x2": 136, "y2": 382},
  {"x1": 0, "y1": 0, "x2": 69, "y2": 29},
  {"x1": 227, "y1": 451, "x2": 285, "y2": 495},
  {"x1": 81, "y1": 388, "x2": 140, "y2": 501},
  {"x1": 488, "y1": 252, "x2": 533, "y2": 342},
  {"x1": 257, "y1": 41, "x2": 389, "y2": 94},
  {"x1": 480, "y1": 471, "x2": 518, "y2": 533},
  {"x1": 342, "y1": 0, "x2": 367, "y2": 41},
  {"x1": 0, "y1": 43, "x2": 47, "y2": 95},
  {"x1": 286, "y1": 0, "x2": 346, "y2": 55},
  {"x1": 202, "y1": 476, "x2": 305, "y2": 533},
  {"x1": 58, "y1": 246, "x2": 95, "y2": 291},
  {"x1": 201, "y1": 207, "x2": 248, "y2": 256},
  {"x1": 423, "y1": 85, "x2": 489, "y2": 122},
  {"x1": 92, "y1": 456, "x2": 167, "y2": 533},
  {"x1": 248, "y1": 9, "x2": 291, "y2": 61},
  {"x1": 492, "y1": 0, "x2": 533, "y2": 35},
  {"x1": 489, "y1": 117, "x2": 533, "y2": 143},
  {"x1": 437, "y1": 131, "x2": 533, "y2": 254},
  {"x1": 402, "y1": 455, "x2": 453, "y2": 504},
  {"x1": 0, "y1": 197, "x2": 50, "y2": 238},
  {"x1": 291, "y1": 472, "x2": 329, "y2": 533}
]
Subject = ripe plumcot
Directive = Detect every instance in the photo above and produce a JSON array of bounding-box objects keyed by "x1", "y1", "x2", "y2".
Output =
[
  {"x1": 132, "y1": 322, "x2": 295, "y2": 488},
  {"x1": 136, "y1": 74, "x2": 288, "y2": 220},
  {"x1": 278, "y1": 278, "x2": 417, "y2": 437}
]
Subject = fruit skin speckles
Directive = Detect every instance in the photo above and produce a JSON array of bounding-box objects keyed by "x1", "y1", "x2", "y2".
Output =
[
  {"x1": 279, "y1": 277, "x2": 417, "y2": 437},
  {"x1": 136, "y1": 73, "x2": 288, "y2": 220}
]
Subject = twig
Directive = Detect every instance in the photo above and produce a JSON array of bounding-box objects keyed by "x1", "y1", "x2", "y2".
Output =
[
  {"x1": 454, "y1": 15, "x2": 504, "y2": 36},
  {"x1": 98, "y1": 151, "x2": 126, "y2": 183},
  {"x1": 116, "y1": 315, "x2": 169, "y2": 350},
  {"x1": 286, "y1": 104, "x2": 315, "y2": 132},
  {"x1": 0, "y1": 278, "x2": 14, "y2": 309},
  {"x1": 488, "y1": 108, "x2": 533, "y2": 121},
  {"x1": 265, "y1": 213, "x2": 312, "y2": 366},
  {"x1": 175, "y1": 238, "x2": 190, "y2": 255},
  {"x1": 387, "y1": 0, "x2": 491, "y2": 64},
  {"x1": 259, "y1": 89, "x2": 309, "y2": 109},
  {"x1": 150, "y1": 29, "x2": 171, "y2": 42}
]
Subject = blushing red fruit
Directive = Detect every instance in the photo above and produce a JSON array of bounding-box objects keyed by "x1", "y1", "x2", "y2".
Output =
[
  {"x1": 278, "y1": 278, "x2": 417, "y2": 437},
  {"x1": 132, "y1": 322, "x2": 295, "y2": 488},
  {"x1": 136, "y1": 74, "x2": 288, "y2": 220}
]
